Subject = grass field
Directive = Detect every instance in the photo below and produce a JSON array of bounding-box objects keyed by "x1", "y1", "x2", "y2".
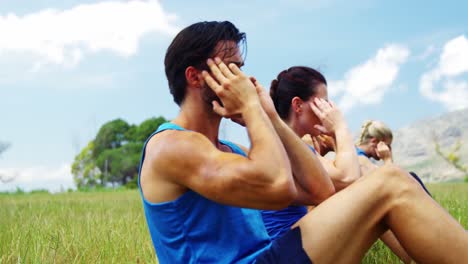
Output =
[{"x1": 1, "y1": 183, "x2": 467, "y2": 263}]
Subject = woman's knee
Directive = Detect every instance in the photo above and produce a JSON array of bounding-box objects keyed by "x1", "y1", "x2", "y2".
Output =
[{"x1": 366, "y1": 165, "x2": 420, "y2": 199}]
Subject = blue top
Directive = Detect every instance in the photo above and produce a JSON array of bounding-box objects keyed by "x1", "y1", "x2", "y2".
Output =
[
  {"x1": 138, "y1": 123, "x2": 272, "y2": 264},
  {"x1": 355, "y1": 147, "x2": 368, "y2": 157},
  {"x1": 260, "y1": 145, "x2": 316, "y2": 240}
]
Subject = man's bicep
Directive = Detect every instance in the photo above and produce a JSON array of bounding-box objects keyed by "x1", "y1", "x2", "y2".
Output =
[
  {"x1": 180, "y1": 148, "x2": 287, "y2": 209},
  {"x1": 154, "y1": 132, "x2": 289, "y2": 209},
  {"x1": 157, "y1": 135, "x2": 254, "y2": 203},
  {"x1": 184, "y1": 151, "x2": 258, "y2": 203}
]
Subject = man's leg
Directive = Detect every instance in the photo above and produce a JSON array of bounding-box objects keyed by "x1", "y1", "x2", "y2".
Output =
[{"x1": 293, "y1": 165, "x2": 467, "y2": 264}]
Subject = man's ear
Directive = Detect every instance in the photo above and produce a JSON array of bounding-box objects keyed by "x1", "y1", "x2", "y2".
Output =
[
  {"x1": 185, "y1": 66, "x2": 202, "y2": 88},
  {"x1": 370, "y1": 137, "x2": 379, "y2": 145},
  {"x1": 291, "y1": 96, "x2": 304, "y2": 114}
]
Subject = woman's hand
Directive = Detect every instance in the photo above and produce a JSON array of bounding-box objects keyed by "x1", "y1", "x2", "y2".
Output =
[
  {"x1": 376, "y1": 141, "x2": 393, "y2": 163},
  {"x1": 309, "y1": 98, "x2": 346, "y2": 136}
]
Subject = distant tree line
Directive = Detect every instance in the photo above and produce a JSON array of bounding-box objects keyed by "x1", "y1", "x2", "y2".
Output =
[{"x1": 71, "y1": 116, "x2": 168, "y2": 189}]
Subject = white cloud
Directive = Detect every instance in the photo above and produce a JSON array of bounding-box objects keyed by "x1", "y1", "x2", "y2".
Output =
[
  {"x1": 0, "y1": 164, "x2": 74, "y2": 192},
  {"x1": 0, "y1": 0, "x2": 179, "y2": 69},
  {"x1": 419, "y1": 35, "x2": 468, "y2": 111},
  {"x1": 328, "y1": 45, "x2": 410, "y2": 111}
]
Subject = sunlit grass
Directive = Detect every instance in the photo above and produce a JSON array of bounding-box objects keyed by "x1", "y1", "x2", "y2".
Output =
[
  {"x1": 0, "y1": 190, "x2": 156, "y2": 263},
  {"x1": 1, "y1": 183, "x2": 466, "y2": 263}
]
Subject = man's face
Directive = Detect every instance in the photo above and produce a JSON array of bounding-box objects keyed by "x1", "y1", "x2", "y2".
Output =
[{"x1": 200, "y1": 41, "x2": 244, "y2": 108}]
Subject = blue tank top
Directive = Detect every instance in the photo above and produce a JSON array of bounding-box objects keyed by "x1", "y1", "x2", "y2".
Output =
[
  {"x1": 355, "y1": 147, "x2": 368, "y2": 157},
  {"x1": 138, "y1": 123, "x2": 272, "y2": 263},
  {"x1": 260, "y1": 145, "x2": 315, "y2": 240}
]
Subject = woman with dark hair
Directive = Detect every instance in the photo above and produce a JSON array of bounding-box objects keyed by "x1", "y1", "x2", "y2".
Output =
[
  {"x1": 260, "y1": 66, "x2": 361, "y2": 240},
  {"x1": 264, "y1": 66, "x2": 415, "y2": 263}
]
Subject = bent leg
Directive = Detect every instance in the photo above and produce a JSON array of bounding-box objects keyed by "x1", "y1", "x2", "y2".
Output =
[
  {"x1": 380, "y1": 230, "x2": 412, "y2": 264},
  {"x1": 293, "y1": 165, "x2": 467, "y2": 264}
]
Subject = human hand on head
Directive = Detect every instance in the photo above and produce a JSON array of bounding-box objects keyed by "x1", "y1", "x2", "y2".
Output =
[
  {"x1": 202, "y1": 57, "x2": 259, "y2": 117},
  {"x1": 376, "y1": 141, "x2": 392, "y2": 163},
  {"x1": 309, "y1": 98, "x2": 346, "y2": 135},
  {"x1": 225, "y1": 77, "x2": 273, "y2": 127}
]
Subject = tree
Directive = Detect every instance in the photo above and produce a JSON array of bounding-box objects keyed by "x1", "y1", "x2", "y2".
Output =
[
  {"x1": 71, "y1": 141, "x2": 102, "y2": 188},
  {"x1": 95, "y1": 142, "x2": 143, "y2": 185},
  {"x1": 71, "y1": 116, "x2": 168, "y2": 188},
  {"x1": 132, "y1": 116, "x2": 168, "y2": 142},
  {"x1": 434, "y1": 139, "x2": 468, "y2": 182},
  {"x1": 93, "y1": 119, "x2": 131, "y2": 159}
]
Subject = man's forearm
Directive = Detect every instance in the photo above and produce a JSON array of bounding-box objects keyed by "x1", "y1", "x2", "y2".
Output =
[
  {"x1": 242, "y1": 103, "x2": 292, "y2": 184},
  {"x1": 269, "y1": 114, "x2": 335, "y2": 204}
]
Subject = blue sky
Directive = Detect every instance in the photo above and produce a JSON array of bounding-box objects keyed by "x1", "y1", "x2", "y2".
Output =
[{"x1": 0, "y1": 0, "x2": 467, "y2": 191}]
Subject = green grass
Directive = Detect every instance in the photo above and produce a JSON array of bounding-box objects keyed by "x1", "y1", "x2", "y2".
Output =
[
  {"x1": 0, "y1": 190, "x2": 156, "y2": 263},
  {"x1": 1, "y1": 184, "x2": 466, "y2": 263}
]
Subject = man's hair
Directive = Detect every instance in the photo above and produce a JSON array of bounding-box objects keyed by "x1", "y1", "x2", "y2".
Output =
[
  {"x1": 270, "y1": 66, "x2": 327, "y2": 119},
  {"x1": 164, "y1": 21, "x2": 246, "y2": 105}
]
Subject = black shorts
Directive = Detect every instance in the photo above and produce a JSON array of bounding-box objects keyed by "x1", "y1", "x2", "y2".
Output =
[
  {"x1": 255, "y1": 227, "x2": 312, "y2": 264},
  {"x1": 409, "y1": 171, "x2": 432, "y2": 196}
]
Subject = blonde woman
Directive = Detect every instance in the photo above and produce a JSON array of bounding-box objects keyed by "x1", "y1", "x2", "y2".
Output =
[{"x1": 356, "y1": 120, "x2": 431, "y2": 196}]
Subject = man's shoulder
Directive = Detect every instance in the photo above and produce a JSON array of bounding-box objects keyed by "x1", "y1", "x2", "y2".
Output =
[
  {"x1": 148, "y1": 128, "x2": 205, "y2": 149},
  {"x1": 144, "y1": 129, "x2": 214, "y2": 165}
]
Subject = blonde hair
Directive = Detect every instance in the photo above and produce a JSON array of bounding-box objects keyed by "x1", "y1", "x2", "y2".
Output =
[{"x1": 357, "y1": 120, "x2": 393, "y2": 145}]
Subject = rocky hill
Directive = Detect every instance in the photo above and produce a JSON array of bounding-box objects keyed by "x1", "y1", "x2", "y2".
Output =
[{"x1": 392, "y1": 108, "x2": 468, "y2": 182}]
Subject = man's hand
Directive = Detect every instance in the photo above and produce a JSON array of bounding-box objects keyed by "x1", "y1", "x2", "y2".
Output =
[
  {"x1": 202, "y1": 57, "x2": 260, "y2": 117},
  {"x1": 251, "y1": 77, "x2": 278, "y2": 119},
  {"x1": 227, "y1": 77, "x2": 277, "y2": 127}
]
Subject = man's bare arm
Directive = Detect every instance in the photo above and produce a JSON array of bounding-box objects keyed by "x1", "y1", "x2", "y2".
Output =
[
  {"x1": 270, "y1": 115, "x2": 335, "y2": 205},
  {"x1": 141, "y1": 58, "x2": 297, "y2": 210},
  {"x1": 141, "y1": 129, "x2": 295, "y2": 209}
]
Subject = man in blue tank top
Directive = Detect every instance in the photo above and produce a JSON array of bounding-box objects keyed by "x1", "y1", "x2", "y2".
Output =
[
  {"x1": 138, "y1": 21, "x2": 468, "y2": 263},
  {"x1": 138, "y1": 21, "x2": 316, "y2": 263}
]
